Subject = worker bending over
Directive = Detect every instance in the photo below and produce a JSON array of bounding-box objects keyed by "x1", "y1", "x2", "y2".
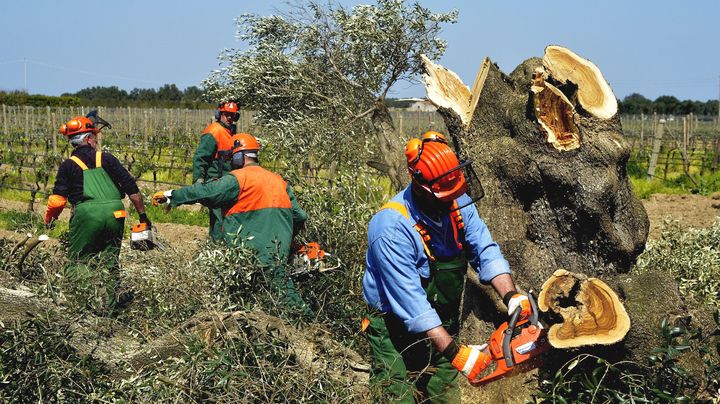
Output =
[{"x1": 362, "y1": 131, "x2": 531, "y2": 402}]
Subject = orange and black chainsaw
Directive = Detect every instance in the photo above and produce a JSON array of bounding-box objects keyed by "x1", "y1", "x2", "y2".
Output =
[
  {"x1": 289, "y1": 241, "x2": 341, "y2": 277},
  {"x1": 472, "y1": 293, "x2": 551, "y2": 386}
]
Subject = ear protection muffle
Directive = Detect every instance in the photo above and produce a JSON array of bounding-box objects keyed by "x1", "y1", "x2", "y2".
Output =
[{"x1": 231, "y1": 151, "x2": 246, "y2": 169}]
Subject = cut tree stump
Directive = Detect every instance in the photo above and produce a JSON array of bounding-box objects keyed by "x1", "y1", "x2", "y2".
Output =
[
  {"x1": 422, "y1": 44, "x2": 648, "y2": 289},
  {"x1": 421, "y1": 45, "x2": 676, "y2": 402},
  {"x1": 542, "y1": 45, "x2": 617, "y2": 119},
  {"x1": 538, "y1": 269, "x2": 630, "y2": 348}
]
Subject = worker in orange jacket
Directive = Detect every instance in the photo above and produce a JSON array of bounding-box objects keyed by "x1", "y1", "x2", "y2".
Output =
[
  {"x1": 192, "y1": 101, "x2": 239, "y2": 240},
  {"x1": 154, "y1": 133, "x2": 309, "y2": 312}
]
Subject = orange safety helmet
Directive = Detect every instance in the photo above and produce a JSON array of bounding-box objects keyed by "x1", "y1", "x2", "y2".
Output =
[
  {"x1": 216, "y1": 101, "x2": 240, "y2": 121},
  {"x1": 58, "y1": 116, "x2": 97, "y2": 137},
  {"x1": 406, "y1": 131, "x2": 467, "y2": 202},
  {"x1": 229, "y1": 133, "x2": 260, "y2": 169},
  {"x1": 218, "y1": 101, "x2": 239, "y2": 113},
  {"x1": 230, "y1": 133, "x2": 260, "y2": 154}
]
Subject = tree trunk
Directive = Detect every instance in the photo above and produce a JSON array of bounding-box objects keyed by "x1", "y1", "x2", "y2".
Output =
[
  {"x1": 421, "y1": 45, "x2": 710, "y2": 401},
  {"x1": 423, "y1": 45, "x2": 646, "y2": 290},
  {"x1": 368, "y1": 100, "x2": 407, "y2": 191}
]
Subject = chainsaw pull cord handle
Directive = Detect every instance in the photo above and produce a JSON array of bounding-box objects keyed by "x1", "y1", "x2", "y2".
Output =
[{"x1": 503, "y1": 306, "x2": 522, "y2": 368}]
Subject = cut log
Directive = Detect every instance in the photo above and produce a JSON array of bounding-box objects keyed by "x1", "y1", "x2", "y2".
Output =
[
  {"x1": 0, "y1": 282, "x2": 369, "y2": 386},
  {"x1": 538, "y1": 269, "x2": 630, "y2": 348},
  {"x1": 542, "y1": 45, "x2": 617, "y2": 119},
  {"x1": 123, "y1": 310, "x2": 370, "y2": 386}
]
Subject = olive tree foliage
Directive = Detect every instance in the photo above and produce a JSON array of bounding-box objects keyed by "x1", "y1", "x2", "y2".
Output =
[{"x1": 203, "y1": 0, "x2": 457, "y2": 187}]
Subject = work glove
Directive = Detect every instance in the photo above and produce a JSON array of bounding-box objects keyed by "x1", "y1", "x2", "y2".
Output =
[
  {"x1": 450, "y1": 344, "x2": 491, "y2": 383},
  {"x1": 151, "y1": 190, "x2": 173, "y2": 207},
  {"x1": 138, "y1": 212, "x2": 152, "y2": 229},
  {"x1": 504, "y1": 291, "x2": 532, "y2": 320}
]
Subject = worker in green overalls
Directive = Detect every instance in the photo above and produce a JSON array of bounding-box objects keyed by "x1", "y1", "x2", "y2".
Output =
[
  {"x1": 45, "y1": 112, "x2": 151, "y2": 311},
  {"x1": 362, "y1": 131, "x2": 531, "y2": 402},
  {"x1": 153, "y1": 133, "x2": 309, "y2": 313},
  {"x1": 191, "y1": 101, "x2": 238, "y2": 241}
]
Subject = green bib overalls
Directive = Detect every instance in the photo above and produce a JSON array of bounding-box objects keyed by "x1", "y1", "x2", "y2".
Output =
[
  {"x1": 365, "y1": 203, "x2": 467, "y2": 403},
  {"x1": 66, "y1": 151, "x2": 126, "y2": 308}
]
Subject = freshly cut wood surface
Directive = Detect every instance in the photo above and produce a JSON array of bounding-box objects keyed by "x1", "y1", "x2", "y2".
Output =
[
  {"x1": 543, "y1": 45, "x2": 617, "y2": 119},
  {"x1": 531, "y1": 68, "x2": 579, "y2": 151},
  {"x1": 538, "y1": 269, "x2": 630, "y2": 348},
  {"x1": 421, "y1": 54, "x2": 472, "y2": 126}
]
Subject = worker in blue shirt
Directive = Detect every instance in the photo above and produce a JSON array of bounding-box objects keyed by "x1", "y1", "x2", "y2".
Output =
[{"x1": 362, "y1": 131, "x2": 531, "y2": 402}]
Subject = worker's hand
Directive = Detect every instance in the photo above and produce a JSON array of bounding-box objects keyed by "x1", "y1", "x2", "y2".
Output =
[
  {"x1": 45, "y1": 218, "x2": 56, "y2": 230},
  {"x1": 138, "y1": 212, "x2": 152, "y2": 229},
  {"x1": 505, "y1": 292, "x2": 532, "y2": 320},
  {"x1": 451, "y1": 344, "x2": 491, "y2": 383},
  {"x1": 151, "y1": 190, "x2": 172, "y2": 206}
]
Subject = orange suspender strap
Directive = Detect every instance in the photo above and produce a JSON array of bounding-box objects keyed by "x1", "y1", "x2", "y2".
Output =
[
  {"x1": 69, "y1": 156, "x2": 88, "y2": 170},
  {"x1": 449, "y1": 201, "x2": 465, "y2": 250},
  {"x1": 379, "y1": 201, "x2": 436, "y2": 262},
  {"x1": 96, "y1": 151, "x2": 102, "y2": 168}
]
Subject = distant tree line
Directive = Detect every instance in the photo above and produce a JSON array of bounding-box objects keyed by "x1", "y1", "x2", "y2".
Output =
[
  {"x1": 0, "y1": 84, "x2": 212, "y2": 109},
  {"x1": 61, "y1": 84, "x2": 211, "y2": 108},
  {"x1": 2, "y1": 86, "x2": 718, "y2": 116},
  {"x1": 618, "y1": 93, "x2": 719, "y2": 116},
  {"x1": 0, "y1": 90, "x2": 82, "y2": 107}
]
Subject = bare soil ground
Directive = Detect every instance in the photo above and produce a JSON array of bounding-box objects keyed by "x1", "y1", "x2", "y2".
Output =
[
  {"x1": 0, "y1": 197, "x2": 208, "y2": 257},
  {"x1": 642, "y1": 193, "x2": 720, "y2": 239}
]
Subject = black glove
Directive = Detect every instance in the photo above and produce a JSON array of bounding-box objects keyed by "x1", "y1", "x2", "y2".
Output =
[{"x1": 139, "y1": 212, "x2": 152, "y2": 229}]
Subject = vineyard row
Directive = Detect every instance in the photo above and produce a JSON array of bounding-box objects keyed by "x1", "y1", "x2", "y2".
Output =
[{"x1": 3, "y1": 106, "x2": 720, "y2": 199}]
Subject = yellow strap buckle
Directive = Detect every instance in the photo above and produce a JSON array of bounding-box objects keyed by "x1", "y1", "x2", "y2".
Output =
[{"x1": 113, "y1": 210, "x2": 127, "y2": 219}]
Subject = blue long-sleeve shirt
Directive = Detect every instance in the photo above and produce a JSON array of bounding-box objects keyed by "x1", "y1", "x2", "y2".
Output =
[{"x1": 362, "y1": 185, "x2": 511, "y2": 334}]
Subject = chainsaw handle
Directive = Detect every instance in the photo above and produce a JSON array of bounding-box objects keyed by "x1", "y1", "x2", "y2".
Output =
[
  {"x1": 529, "y1": 292, "x2": 539, "y2": 326},
  {"x1": 503, "y1": 306, "x2": 522, "y2": 368}
]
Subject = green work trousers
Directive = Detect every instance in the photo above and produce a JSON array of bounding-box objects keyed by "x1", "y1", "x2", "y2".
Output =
[
  {"x1": 67, "y1": 199, "x2": 125, "y2": 310},
  {"x1": 209, "y1": 206, "x2": 224, "y2": 241},
  {"x1": 365, "y1": 312, "x2": 460, "y2": 403},
  {"x1": 365, "y1": 257, "x2": 467, "y2": 403},
  {"x1": 266, "y1": 262, "x2": 311, "y2": 316}
]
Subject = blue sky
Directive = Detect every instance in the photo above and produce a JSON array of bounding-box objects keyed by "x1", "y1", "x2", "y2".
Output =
[{"x1": 1, "y1": 1, "x2": 718, "y2": 101}]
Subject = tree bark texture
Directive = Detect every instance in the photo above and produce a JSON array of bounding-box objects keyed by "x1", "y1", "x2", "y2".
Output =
[
  {"x1": 423, "y1": 47, "x2": 648, "y2": 289},
  {"x1": 369, "y1": 100, "x2": 408, "y2": 191},
  {"x1": 422, "y1": 46, "x2": 713, "y2": 401}
]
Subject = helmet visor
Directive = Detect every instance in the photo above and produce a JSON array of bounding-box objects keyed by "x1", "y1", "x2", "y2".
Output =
[{"x1": 427, "y1": 159, "x2": 485, "y2": 208}]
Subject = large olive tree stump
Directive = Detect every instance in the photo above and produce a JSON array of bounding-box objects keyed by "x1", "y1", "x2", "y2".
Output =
[{"x1": 421, "y1": 45, "x2": 710, "y2": 401}]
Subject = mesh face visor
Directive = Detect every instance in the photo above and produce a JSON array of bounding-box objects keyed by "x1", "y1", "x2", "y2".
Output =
[
  {"x1": 85, "y1": 110, "x2": 112, "y2": 131},
  {"x1": 427, "y1": 159, "x2": 485, "y2": 211}
]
